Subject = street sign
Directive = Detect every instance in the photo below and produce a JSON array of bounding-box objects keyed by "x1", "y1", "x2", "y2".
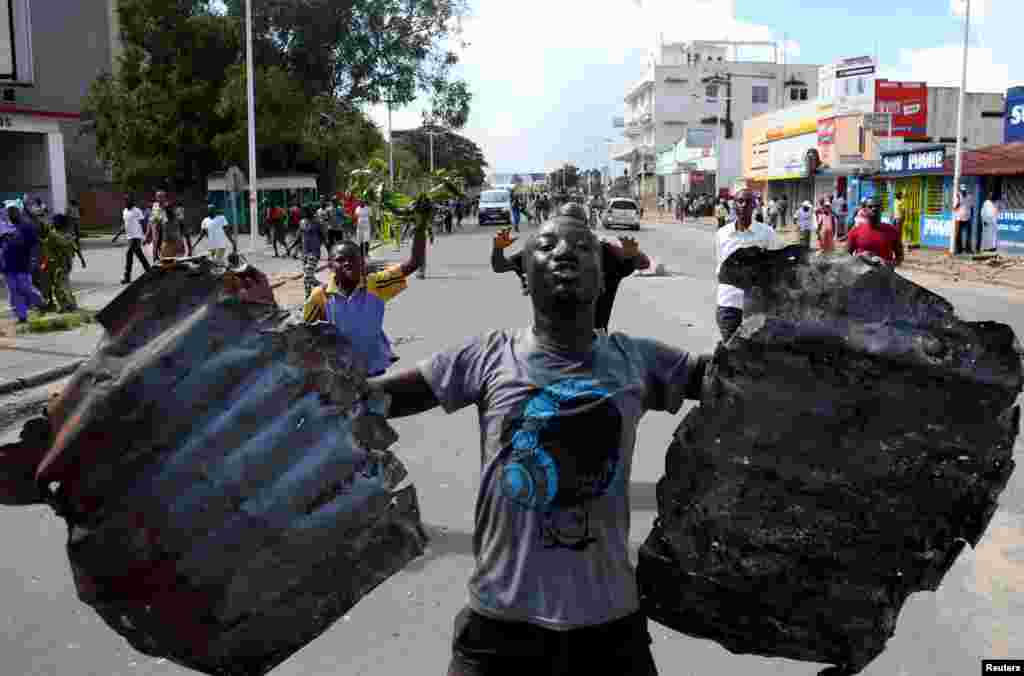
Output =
[
  {"x1": 862, "y1": 113, "x2": 891, "y2": 132},
  {"x1": 226, "y1": 165, "x2": 247, "y2": 193}
]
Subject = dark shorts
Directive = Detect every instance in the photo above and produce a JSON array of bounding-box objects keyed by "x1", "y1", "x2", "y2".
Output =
[{"x1": 447, "y1": 606, "x2": 658, "y2": 676}]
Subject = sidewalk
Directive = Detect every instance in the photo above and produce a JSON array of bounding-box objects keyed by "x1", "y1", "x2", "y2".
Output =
[{"x1": 774, "y1": 223, "x2": 1024, "y2": 290}]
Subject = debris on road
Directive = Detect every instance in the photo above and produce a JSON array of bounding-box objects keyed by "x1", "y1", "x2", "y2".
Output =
[
  {"x1": 638, "y1": 246, "x2": 1022, "y2": 675},
  {"x1": 1, "y1": 258, "x2": 428, "y2": 676}
]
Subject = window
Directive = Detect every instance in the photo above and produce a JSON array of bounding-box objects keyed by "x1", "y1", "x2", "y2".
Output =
[
  {"x1": 0, "y1": 0, "x2": 14, "y2": 79},
  {"x1": 752, "y1": 85, "x2": 770, "y2": 104},
  {"x1": 799, "y1": 88, "x2": 809, "y2": 101},
  {"x1": 790, "y1": 88, "x2": 800, "y2": 102},
  {"x1": 705, "y1": 84, "x2": 718, "y2": 99},
  {"x1": 0, "y1": 0, "x2": 31, "y2": 83}
]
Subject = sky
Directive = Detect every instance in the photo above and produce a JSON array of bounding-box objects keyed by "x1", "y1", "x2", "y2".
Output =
[{"x1": 370, "y1": 0, "x2": 1023, "y2": 176}]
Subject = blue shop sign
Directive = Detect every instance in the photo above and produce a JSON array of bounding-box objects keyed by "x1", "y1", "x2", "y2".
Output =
[
  {"x1": 1005, "y1": 86, "x2": 1024, "y2": 144},
  {"x1": 880, "y1": 146, "x2": 947, "y2": 176},
  {"x1": 997, "y1": 210, "x2": 1024, "y2": 254}
]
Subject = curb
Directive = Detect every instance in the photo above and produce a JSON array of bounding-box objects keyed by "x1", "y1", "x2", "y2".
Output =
[
  {"x1": 896, "y1": 262, "x2": 1024, "y2": 291},
  {"x1": 0, "y1": 359, "x2": 85, "y2": 397}
]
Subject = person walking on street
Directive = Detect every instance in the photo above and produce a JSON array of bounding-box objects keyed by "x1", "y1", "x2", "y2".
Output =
[
  {"x1": 298, "y1": 206, "x2": 328, "y2": 298},
  {"x1": 197, "y1": 205, "x2": 233, "y2": 263},
  {"x1": 953, "y1": 186, "x2": 973, "y2": 254},
  {"x1": 715, "y1": 189, "x2": 784, "y2": 342},
  {"x1": 365, "y1": 211, "x2": 709, "y2": 676},
  {"x1": 816, "y1": 198, "x2": 836, "y2": 254},
  {"x1": 846, "y1": 196, "x2": 904, "y2": 267},
  {"x1": 832, "y1": 192, "x2": 848, "y2": 239},
  {"x1": 777, "y1": 195, "x2": 789, "y2": 229},
  {"x1": 121, "y1": 198, "x2": 151, "y2": 283},
  {"x1": 302, "y1": 224, "x2": 428, "y2": 377},
  {"x1": 355, "y1": 201, "x2": 373, "y2": 259},
  {"x1": 892, "y1": 191, "x2": 907, "y2": 244},
  {"x1": 2, "y1": 204, "x2": 44, "y2": 323},
  {"x1": 715, "y1": 199, "x2": 729, "y2": 229},
  {"x1": 981, "y1": 192, "x2": 1000, "y2": 252},
  {"x1": 511, "y1": 194, "x2": 522, "y2": 233},
  {"x1": 796, "y1": 200, "x2": 814, "y2": 248}
]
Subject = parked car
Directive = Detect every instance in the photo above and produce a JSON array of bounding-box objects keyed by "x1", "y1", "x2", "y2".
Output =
[
  {"x1": 602, "y1": 198, "x2": 640, "y2": 231},
  {"x1": 477, "y1": 189, "x2": 512, "y2": 225}
]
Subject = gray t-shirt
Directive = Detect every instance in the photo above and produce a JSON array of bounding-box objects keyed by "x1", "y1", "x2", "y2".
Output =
[{"x1": 418, "y1": 327, "x2": 698, "y2": 630}]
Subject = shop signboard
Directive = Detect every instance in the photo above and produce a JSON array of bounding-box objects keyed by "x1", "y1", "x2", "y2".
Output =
[
  {"x1": 921, "y1": 215, "x2": 954, "y2": 249},
  {"x1": 879, "y1": 146, "x2": 946, "y2": 176},
  {"x1": 686, "y1": 127, "x2": 716, "y2": 149},
  {"x1": 833, "y1": 56, "x2": 876, "y2": 116},
  {"x1": 997, "y1": 210, "x2": 1024, "y2": 253},
  {"x1": 1005, "y1": 86, "x2": 1024, "y2": 143},
  {"x1": 767, "y1": 133, "x2": 817, "y2": 180},
  {"x1": 817, "y1": 118, "x2": 836, "y2": 146},
  {"x1": 875, "y1": 80, "x2": 928, "y2": 138}
]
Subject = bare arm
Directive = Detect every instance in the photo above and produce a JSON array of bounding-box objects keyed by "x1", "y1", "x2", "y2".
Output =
[
  {"x1": 398, "y1": 225, "x2": 427, "y2": 278},
  {"x1": 366, "y1": 367, "x2": 440, "y2": 419},
  {"x1": 491, "y1": 245, "x2": 519, "y2": 273}
]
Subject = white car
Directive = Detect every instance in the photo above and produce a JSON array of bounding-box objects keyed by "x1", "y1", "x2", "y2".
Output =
[
  {"x1": 478, "y1": 189, "x2": 512, "y2": 225},
  {"x1": 602, "y1": 198, "x2": 640, "y2": 231}
]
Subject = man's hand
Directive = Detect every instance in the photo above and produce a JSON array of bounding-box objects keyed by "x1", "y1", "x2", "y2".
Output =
[
  {"x1": 494, "y1": 228, "x2": 517, "y2": 250},
  {"x1": 618, "y1": 236, "x2": 641, "y2": 259}
]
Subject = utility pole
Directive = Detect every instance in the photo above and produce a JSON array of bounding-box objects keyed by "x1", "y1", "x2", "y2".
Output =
[
  {"x1": 951, "y1": 0, "x2": 971, "y2": 255},
  {"x1": 245, "y1": 0, "x2": 257, "y2": 251}
]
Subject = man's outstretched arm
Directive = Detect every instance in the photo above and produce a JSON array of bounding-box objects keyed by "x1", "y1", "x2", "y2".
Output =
[
  {"x1": 366, "y1": 367, "x2": 440, "y2": 419},
  {"x1": 491, "y1": 228, "x2": 520, "y2": 273}
]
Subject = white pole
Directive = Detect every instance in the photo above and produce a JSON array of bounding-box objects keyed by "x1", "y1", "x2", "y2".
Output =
[
  {"x1": 950, "y1": 0, "x2": 970, "y2": 255},
  {"x1": 387, "y1": 102, "x2": 394, "y2": 187},
  {"x1": 245, "y1": 0, "x2": 258, "y2": 251},
  {"x1": 430, "y1": 131, "x2": 435, "y2": 173}
]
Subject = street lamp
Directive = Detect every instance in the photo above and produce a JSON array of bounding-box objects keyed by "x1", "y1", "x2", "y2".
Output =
[
  {"x1": 951, "y1": 0, "x2": 971, "y2": 255},
  {"x1": 245, "y1": 0, "x2": 258, "y2": 251}
]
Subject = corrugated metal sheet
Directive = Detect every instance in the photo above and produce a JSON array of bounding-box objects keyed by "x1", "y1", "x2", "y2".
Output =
[{"x1": 944, "y1": 142, "x2": 1024, "y2": 176}]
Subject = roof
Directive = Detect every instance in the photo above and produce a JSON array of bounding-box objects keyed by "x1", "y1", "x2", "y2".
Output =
[{"x1": 945, "y1": 142, "x2": 1024, "y2": 176}]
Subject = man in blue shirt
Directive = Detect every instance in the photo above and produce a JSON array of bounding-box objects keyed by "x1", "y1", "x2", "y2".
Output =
[
  {"x1": 2, "y1": 204, "x2": 44, "y2": 323},
  {"x1": 303, "y1": 226, "x2": 427, "y2": 377}
]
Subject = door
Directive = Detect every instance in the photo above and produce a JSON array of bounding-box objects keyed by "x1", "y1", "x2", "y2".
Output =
[{"x1": 899, "y1": 177, "x2": 923, "y2": 247}]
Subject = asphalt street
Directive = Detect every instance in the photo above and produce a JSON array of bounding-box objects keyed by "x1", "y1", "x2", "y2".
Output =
[{"x1": 0, "y1": 215, "x2": 1021, "y2": 676}]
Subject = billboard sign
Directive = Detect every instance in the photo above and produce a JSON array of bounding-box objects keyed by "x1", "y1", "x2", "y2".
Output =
[
  {"x1": 874, "y1": 80, "x2": 928, "y2": 137},
  {"x1": 1005, "y1": 86, "x2": 1024, "y2": 143},
  {"x1": 767, "y1": 133, "x2": 817, "y2": 180},
  {"x1": 833, "y1": 56, "x2": 876, "y2": 116},
  {"x1": 862, "y1": 112, "x2": 892, "y2": 132}
]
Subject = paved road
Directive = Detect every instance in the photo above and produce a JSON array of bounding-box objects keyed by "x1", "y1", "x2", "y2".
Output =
[{"x1": 0, "y1": 217, "x2": 1021, "y2": 676}]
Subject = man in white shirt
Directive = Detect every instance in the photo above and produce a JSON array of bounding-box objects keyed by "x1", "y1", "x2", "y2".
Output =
[
  {"x1": 796, "y1": 200, "x2": 815, "y2": 248},
  {"x1": 122, "y1": 197, "x2": 151, "y2": 284},
  {"x1": 355, "y1": 202, "x2": 372, "y2": 258},
  {"x1": 199, "y1": 205, "x2": 232, "y2": 262},
  {"x1": 715, "y1": 189, "x2": 784, "y2": 342}
]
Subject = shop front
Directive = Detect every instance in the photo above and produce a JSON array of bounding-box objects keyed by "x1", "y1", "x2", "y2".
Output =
[
  {"x1": 0, "y1": 109, "x2": 70, "y2": 215},
  {"x1": 878, "y1": 145, "x2": 947, "y2": 247}
]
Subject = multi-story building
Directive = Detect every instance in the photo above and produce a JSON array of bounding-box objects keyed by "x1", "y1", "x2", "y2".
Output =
[
  {"x1": 0, "y1": 0, "x2": 119, "y2": 215},
  {"x1": 612, "y1": 40, "x2": 821, "y2": 207}
]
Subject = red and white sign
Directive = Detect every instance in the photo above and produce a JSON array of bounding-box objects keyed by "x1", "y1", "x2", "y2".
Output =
[
  {"x1": 874, "y1": 80, "x2": 928, "y2": 138},
  {"x1": 817, "y1": 118, "x2": 836, "y2": 146}
]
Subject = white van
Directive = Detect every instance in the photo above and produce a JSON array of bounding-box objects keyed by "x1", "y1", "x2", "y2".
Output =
[{"x1": 478, "y1": 189, "x2": 512, "y2": 225}]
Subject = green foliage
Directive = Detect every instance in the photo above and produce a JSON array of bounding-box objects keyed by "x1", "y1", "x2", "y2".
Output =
[{"x1": 392, "y1": 126, "x2": 487, "y2": 188}]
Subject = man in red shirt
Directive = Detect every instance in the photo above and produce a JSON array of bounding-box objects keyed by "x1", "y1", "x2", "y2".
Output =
[{"x1": 846, "y1": 196, "x2": 904, "y2": 267}]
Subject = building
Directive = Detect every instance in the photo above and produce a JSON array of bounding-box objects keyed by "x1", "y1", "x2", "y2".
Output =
[
  {"x1": 0, "y1": 0, "x2": 120, "y2": 216},
  {"x1": 613, "y1": 39, "x2": 821, "y2": 209},
  {"x1": 741, "y1": 63, "x2": 1006, "y2": 242}
]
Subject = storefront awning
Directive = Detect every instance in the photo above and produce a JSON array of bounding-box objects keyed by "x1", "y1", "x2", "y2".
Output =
[{"x1": 945, "y1": 142, "x2": 1024, "y2": 176}]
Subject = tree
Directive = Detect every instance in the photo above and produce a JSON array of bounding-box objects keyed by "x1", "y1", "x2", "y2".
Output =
[
  {"x1": 392, "y1": 126, "x2": 488, "y2": 188},
  {"x1": 227, "y1": 0, "x2": 474, "y2": 192},
  {"x1": 84, "y1": 1, "x2": 241, "y2": 217}
]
